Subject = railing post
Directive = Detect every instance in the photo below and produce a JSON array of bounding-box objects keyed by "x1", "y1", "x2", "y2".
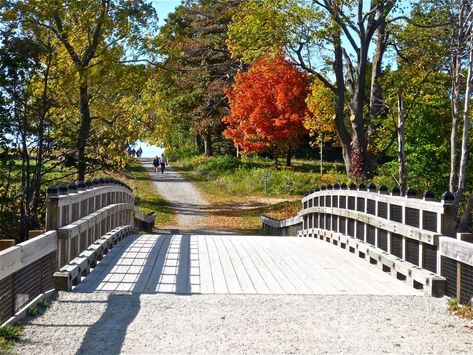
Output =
[
  {"x1": 46, "y1": 185, "x2": 59, "y2": 230},
  {"x1": 440, "y1": 192, "x2": 456, "y2": 237}
]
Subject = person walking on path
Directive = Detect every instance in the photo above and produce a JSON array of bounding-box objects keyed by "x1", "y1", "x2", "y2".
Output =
[
  {"x1": 160, "y1": 154, "x2": 167, "y2": 174},
  {"x1": 152, "y1": 156, "x2": 160, "y2": 174}
]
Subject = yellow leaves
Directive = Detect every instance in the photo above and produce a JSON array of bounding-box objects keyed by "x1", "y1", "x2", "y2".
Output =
[
  {"x1": 226, "y1": 0, "x2": 288, "y2": 63},
  {"x1": 1, "y1": 9, "x2": 17, "y2": 21},
  {"x1": 304, "y1": 78, "x2": 337, "y2": 143}
]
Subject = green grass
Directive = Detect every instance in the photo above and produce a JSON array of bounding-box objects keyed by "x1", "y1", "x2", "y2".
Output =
[
  {"x1": 0, "y1": 325, "x2": 23, "y2": 354},
  {"x1": 38, "y1": 299, "x2": 50, "y2": 308},
  {"x1": 447, "y1": 298, "x2": 473, "y2": 320},
  {"x1": 26, "y1": 306, "x2": 40, "y2": 317},
  {"x1": 6, "y1": 159, "x2": 76, "y2": 187},
  {"x1": 173, "y1": 155, "x2": 348, "y2": 199},
  {"x1": 0, "y1": 325, "x2": 23, "y2": 342}
]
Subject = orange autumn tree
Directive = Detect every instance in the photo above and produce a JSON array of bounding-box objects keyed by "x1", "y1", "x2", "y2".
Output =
[{"x1": 223, "y1": 54, "x2": 310, "y2": 167}]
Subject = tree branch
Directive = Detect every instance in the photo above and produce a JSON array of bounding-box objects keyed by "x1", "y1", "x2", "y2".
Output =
[{"x1": 82, "y1": 0, "x2": 110, "y2": 66}]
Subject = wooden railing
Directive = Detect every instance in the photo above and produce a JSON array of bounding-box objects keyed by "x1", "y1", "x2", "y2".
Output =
[
  {"x1": 0, "y1": 231, "x2": 57, "y2": 326},
  {"x1": 439, "y1": 237, "x2": 473, "y2": 304},
  {"x1": 262, "y1": 183, "x2": 473, "y2": 301},
  {"x1": 0, "y1": 178, "x2": 140, "y2": 325},
  {"x1": 300, "y1": 183, "x2": 456, "y2": 272},
  {"x1": 45, "y1": 178, "x2": 135, "y2": 268},
  {"x1": 261, "y1": 215, "x2": 302, "y2": 236}
]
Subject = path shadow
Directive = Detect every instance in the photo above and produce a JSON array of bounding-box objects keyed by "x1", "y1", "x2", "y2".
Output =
[
  {"x1": 176, "y1": 234, "x2": 191, "y2": 295},
  {"x1": 76, "y1": 234, "x2": 192, "y2": 354},
  {"x1": 137, "y1": 200, "x2": 268, "y2": 218},
  {"x1": 73, "y1": 235, "x2": 140, "y2": 293}
]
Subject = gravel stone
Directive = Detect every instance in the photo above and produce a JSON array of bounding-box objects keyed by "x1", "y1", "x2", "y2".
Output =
[{"x1": 15, "y1": 293, "x2": 473, "y2": 354}]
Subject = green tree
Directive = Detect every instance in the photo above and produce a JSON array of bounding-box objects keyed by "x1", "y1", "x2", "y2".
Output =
[
  {"x1": 228, "y1": 0, "x2": 400, "y2": 178},
  {"x1": 150, "y1": 0, "x2": 242, "y2": 157},
  {"x1": 7, "y1": 0, "x2": 157, "y2": 180},
  {"x1": 0, "y1": 23, "x2": 56, "y2": 240}
]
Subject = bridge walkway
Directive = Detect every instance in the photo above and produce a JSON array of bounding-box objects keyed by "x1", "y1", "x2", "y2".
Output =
[{"x1": 75, "y1": 233, "x2": 420, "y2": 296}]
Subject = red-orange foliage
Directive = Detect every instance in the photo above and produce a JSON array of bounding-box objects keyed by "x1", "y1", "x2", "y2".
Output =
[{"x1": 223, "y1": 54, "x2": 310, "y2": 155}]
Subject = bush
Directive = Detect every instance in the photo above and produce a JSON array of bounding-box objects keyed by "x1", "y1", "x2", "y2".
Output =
[
  {"x1": 207, "y1": 155, "x2": 241, "y2": 172},
  {"x1": 26, "y1": 306, "x2": 40, "y2": 317},
  {"x1": 0, "y1": 325, "x2": 23, "y2": 342}
]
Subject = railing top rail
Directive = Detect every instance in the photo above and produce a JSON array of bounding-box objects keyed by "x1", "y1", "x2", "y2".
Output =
[
  {"x1": 0, "y1": 231, "x2": 57, "y2": 282},
  {"x1": 261, "y1": 215, "x2": 302, "y2": 228},
  {"x1": 302, "y1": 183, "x2": 454, "y2": 214},
  {"x1": 45, "y1": 177, "x2": 135, "y2": 230},
  {"x1": 299, "y1": 206, "x2": 440, "y2": 244},
  {"x1": 57, "y1": 202, "x2": 134, "y2": 239},
  {"x1": 53, "y1": 185, "x2": 133, "y2": 208},
  {"x1": 47, "y1": 178, "x2": 133, "y2": 204}
]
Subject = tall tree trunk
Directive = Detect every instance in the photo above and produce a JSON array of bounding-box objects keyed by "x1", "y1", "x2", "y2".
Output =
[
  {"x1": 319, "y1": 138, "x2": 323, "y2": 175},
  {"x1": 19, "y1": 101, "x2": 31, "y2": 241},
  {"x1": 449, "y1": 8, "x2": 464, "y2": 193},
  {"x1": 397, "y1": 90, "x2": 407, "y2": 195},
  {"x1": 369, "y1": 9, "x2": 387, "y2": 120},
  {"x1": 350, "y1": 42, "x2": 369, "y2": 178},
  {"x1": 204, "y1": 131, "x2": 213, "y2": 157},
  {"x1": 455, "y1": 42, "x2": 473, "y2": 217},
  {"x1": 32, "y1": 48, "x2": 52, "y2": 220},
  {"x1": 449, "y1": 57, "x2": 461, "y2": 192},
  {"x1": 195, "y1": 134, "x2": 204, "y2": 154},
  {"x1": 274, "y1": 156, "x2": 279, "y2": 170},
  {"x1": 368, "y1": 7, "x2": 387, "y2": 166},
  {"x1": 285, "y1": 148, "x2": 292, "y2": 167},
  {"x1": 332, "y1": 31, "x2": 352, "y2": 174},
  {"x1": 77, "y1": 82, "x2": 92, "y2": 181}
]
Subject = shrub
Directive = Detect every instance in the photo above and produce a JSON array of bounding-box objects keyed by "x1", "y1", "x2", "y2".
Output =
[
  {"x1": 38, "y1": 299, "x2": 50, "y2": 308},
  {"x1": 0, "y1": 325, "x2": 23, "y2": 342},
  {"x1": 26, "y1": 306, "x2": 40, "y2": 317}
]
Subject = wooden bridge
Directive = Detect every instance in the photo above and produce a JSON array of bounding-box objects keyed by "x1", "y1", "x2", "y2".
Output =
[{"x1": 1, "y1": 179, "x2": 473, "y2": 328}]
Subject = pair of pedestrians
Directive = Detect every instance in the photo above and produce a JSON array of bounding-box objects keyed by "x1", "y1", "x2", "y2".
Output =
[{"x1": 153, "y1": 154, "x2": 167, "y2": 174}]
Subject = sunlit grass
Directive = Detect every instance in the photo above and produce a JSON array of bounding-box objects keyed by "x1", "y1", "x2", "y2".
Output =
[{"x1": 173, "y1": 155, "x2": 347, "y2": 199}]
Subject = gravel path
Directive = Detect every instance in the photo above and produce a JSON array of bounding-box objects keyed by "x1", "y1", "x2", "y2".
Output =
[
  {"x1": 139, "y1": 158, "x2": 218, "y2": 233},
  {"x1": 15, "y1": 292, "x2": 473, "y2": 354}
]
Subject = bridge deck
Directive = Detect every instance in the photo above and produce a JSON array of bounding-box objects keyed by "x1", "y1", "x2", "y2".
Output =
[{"x1": 75, "y1": 234, "x2": 420, "y2": 295}]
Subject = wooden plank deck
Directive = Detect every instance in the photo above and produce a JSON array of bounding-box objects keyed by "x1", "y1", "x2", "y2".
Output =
[{"x1": 75, "y1": 234, "x2": 422, "y2": 296}]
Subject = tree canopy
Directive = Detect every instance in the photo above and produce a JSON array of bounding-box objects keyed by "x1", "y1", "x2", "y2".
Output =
[
  {"x1": 223, "y1": 54, "x2": 309, "y2": 164},
  {"x1": 1, "y1": 0, "x2": 473, "y2": 237}
]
